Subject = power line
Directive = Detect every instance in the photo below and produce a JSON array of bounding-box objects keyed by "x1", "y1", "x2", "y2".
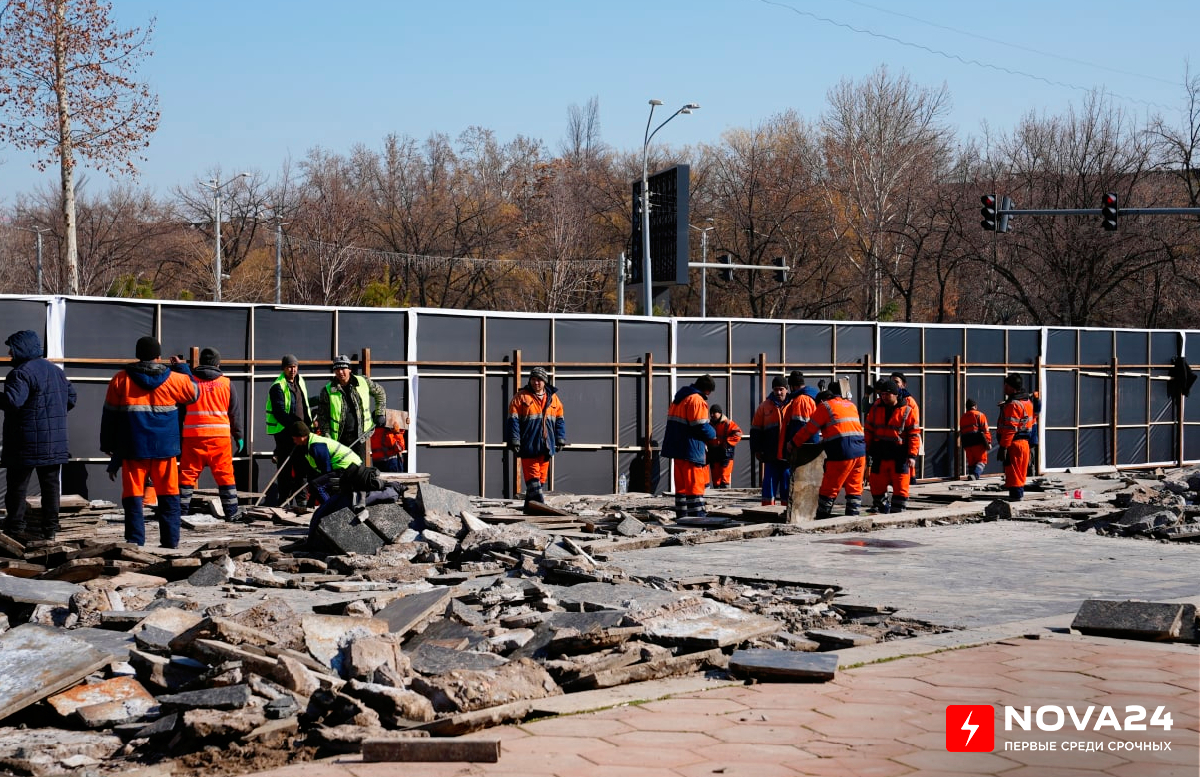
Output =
[
  {"x1": 758, "y1": 0, "x2": 1177, "y2": 112},
  {"x1": 838, "y1": 0, "x2": 1179, "y2": 87},
  {"x1": 284, "y1": 235, "x2": 615, "y2": 274}
]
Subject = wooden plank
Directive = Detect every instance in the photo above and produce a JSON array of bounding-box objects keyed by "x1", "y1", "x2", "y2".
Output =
[{"x1": 362, "y1": 738, "x2": 500, "y2": 763}]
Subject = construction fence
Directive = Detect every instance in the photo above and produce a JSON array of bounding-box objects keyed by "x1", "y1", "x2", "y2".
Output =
[{"x1": 0, "y1": 295, "x2": 1196, "y2": 502}]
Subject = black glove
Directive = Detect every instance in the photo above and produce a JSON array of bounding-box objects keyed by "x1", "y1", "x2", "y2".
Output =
[
  {"x1": 997, "y1": 447, "x2": 1008, "y2": 463},
  {"x1": 374, "y1": 415, "x2": 386, "y2": 429},
  {"x1": 556, "y1": 438, "x2": 567, "y2": 449},
  {"x1": 507, "y1": 440, "x2": 521, "y2": 453}
]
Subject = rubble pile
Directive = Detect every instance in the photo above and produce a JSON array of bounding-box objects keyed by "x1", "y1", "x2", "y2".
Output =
[{"x1": 0, "y1": 480, "x2": 941, "y2": 777}]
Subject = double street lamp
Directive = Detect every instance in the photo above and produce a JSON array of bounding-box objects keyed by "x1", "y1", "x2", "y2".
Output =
[
  {"x1": 11, "y1": 225, "x2": 50, "y2": 294},
  {"x1": 640, "y1": 99, "x2": 699, "y2": 316},
  {"x1": 690, "y1": 218, "x2": 715, "y2": 317},
  {"x1": 199, "y1": 172, "x2": 249, "y2": 302}
]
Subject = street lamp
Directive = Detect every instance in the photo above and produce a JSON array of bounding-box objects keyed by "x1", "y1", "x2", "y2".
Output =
[
  {"x1": 11, "y1": 225, "x2": 50, "y2": 294},
  {"x1": 640, "y1": 99, "x2": 699, "y2": 316},
  {"x1": 690, "y1": 218, "x2": 715, "y2": 317},
  {"x1": 199, "y1": 172, "x2": 249, "y2": 302}
]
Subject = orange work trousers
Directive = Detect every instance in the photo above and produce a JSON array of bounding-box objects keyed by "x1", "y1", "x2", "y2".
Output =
[
  {"x1": 1004, "y1": 440, "x2": 1030, "y2": 489},
  {"x1": 868, "y1": 459, "x2": 911, "y2": 499},
  {"x1": 821, "y1": 457, "x2": 865, "y2": 499},
  {"x1": 964, "y1": 444, "x2": 989, "y2": 470},
  {"x1": 709, "y1": 460, "x2": 734, "y2": 487},
  {"x1": 121, "y1": 458, "x2": 179, "y2": 499},
  {"x1": 520, "y1": 457, "x2": 550, "y2": 486},
  {"x1": 179, "y1": 436, "x2": 236, "y2": 487},
  {"x1": 674, "y1": 461, "x2": 710, "y2": 496}
]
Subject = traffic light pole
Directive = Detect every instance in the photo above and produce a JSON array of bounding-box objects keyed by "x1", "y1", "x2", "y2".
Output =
[{"x1": 689, "y1": 260, "x2": 786, "y2": 316}]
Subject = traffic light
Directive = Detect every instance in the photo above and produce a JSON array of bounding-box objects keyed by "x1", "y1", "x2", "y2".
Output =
[
  {"x1": 718, "y1": 254, "x2": 732, "y2": 281},
  {"x1": 980, "y1": 194, "x2": 997, "y2": 231},
  {"x1": 998, "y1": 196, "x2": 1013, "y2": 233},
  {"x1": 774, "y1": 256, "x2": 788, "y2": 283},
  {"x1": 1101, "y1": 192, "x2": 1118, "y2": 231}
]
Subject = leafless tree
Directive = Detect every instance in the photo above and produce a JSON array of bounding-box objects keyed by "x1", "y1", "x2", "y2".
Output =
[{"x1": 0, "y1": 0, "x2": 159, "y2": 294}]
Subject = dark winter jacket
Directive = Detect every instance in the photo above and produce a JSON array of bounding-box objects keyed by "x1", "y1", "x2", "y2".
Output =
[
  {"x1": 1, "y1": 330, "x2": 77, "y2": 466},
  {"x1": 662, "y1": 386, "x2": 715, "y2": 465},
  {"x1": 101, "y1": 360, "x2": 198, "y2": 460}
]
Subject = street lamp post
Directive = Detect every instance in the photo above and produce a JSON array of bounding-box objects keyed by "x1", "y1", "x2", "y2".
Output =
[
  {"x1": 640, "y1": 99, "x2": 699, "y2": 316},
  {"x1": 199, "y1": 172, "x2": 249, "y2": 302},
  {"x1": 690, "y1": 218, "x2": 715, "y2": 317},
  {"x1": 12, "y1": 226, "x2": 50, "y2": 294}
]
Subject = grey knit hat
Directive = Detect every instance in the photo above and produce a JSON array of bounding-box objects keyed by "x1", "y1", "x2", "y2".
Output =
[
  {"x1": 281, "y1": 354, "x2": 299, "y2": 367},
  {"x1": 529, "y1": 366, "x2": 549, "y2": 383}
]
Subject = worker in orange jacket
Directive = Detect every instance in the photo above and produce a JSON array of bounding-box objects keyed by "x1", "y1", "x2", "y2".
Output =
[
  {"x1": 663, "y1": 375, "x2": 717, "y2": 519},
  {"x1": 179, "y1": 348, "x2": 243, "y2": 521},
  {"x1": 788, "y1": 382, "x2": 866, "y2": 519},
  {"x1": 959, "y1": 398, "x2": 992, "y2": 480},
  {"x1": 998, "y1": 373, "x2": 1036, "y2": 501},
  {"x1": 100, "y1": 337, "x2": 199, "y2": 548},
  {"x1": 750, "y1": 376, "x2": 792, "y2": 506},
  {"x1": 707, "y1": 404, "x2": 742, "y2": 488},
  {"x1": 864, "y1": 379, "x2": 922, "y2": 513}
]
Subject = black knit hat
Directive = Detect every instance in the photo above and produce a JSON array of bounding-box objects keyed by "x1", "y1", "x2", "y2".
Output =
[
  {"x1": 966, "y1": 398, "x2": 977, "y2": 409},
  {"x1": 788, "y1": 370, "x2": 805, "y2": 388},
  {"x1": 771, "y1": 375, "x2": 788, "y2": 389},
  {"x1": 199, "y1": 347, "x2": 220, "y2": 367},
  {"x1": 710, "y1": 404, "x2": 723, "y2": 416},
  {"x1": 1005, "y1": 373, "x2": 1024, "y2": 392},
  {"x1": 878, "y1": 379, "x2": 900, "y2": 394},
  {"x1": 135, "y1": 336, "x2": 161, "y2": 361},
  {"x1": 695, "y1": 374, "x2": 716, "y2": 392}
]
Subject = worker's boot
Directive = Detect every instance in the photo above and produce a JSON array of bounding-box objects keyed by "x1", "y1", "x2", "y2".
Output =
[
  {"x1": 891, "y1": 496, "x2": 908, "y2": 513},
  {"x1": 178, "y1": 485, "x2": 194, "y2": 517},
  {"x1": 971, "y1": 463, "x2": 984, "y2": 480},
  {"x1": 815, "y1": 495, "x2": 835, "y2": 521},
  {"x1": 690, "y1": 495, "x2": 707, "y2": 519},
  {"x1": 844, "y1": 495, "x2": 862, "y2": 516},
  {"x1": 219, "y1": 484, "x2": 240, "y2": 522},
  {"x1": 872, "y1": 495, "x2": 890, "y2": 514},
  {"x1": 1008, "y1": 487, "x2": 1024, "y2": 502},
  {"x1": 674, "y1": 494, "x2": 688, "y2": 520}
]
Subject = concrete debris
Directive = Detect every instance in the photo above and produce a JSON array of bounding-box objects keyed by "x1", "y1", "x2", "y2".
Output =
[{"x1": 4, "y1": 467, "x2": 1193, "y2": 776}]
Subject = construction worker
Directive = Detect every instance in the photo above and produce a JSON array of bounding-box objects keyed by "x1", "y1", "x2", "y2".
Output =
[
  {"x1": 371, "y1": 414, "x2": 406, "y2": 472},
  {"x1": 750, "y1": 376, "x2": 792, "y2": 506},
  {"x1": 507, "y1": 366, "x2": 566, "y2": 510},
  {"x1": 959, "y1": 398, "x2": 992, "y2": 480},
  {"x1": 663, "y1": 375, "x2": 716, "y2": 519},
  {"x1": 264, "y1": 354, "x2": 310, "y2": 506},
  {"x1": 707, "y1": 404, "x2": 742, "y2": 488},
  {"x1": 315, "y1": 354, "x2": 387, "y2": 461},
  {"x1": 287, "y1": 420, "x2": 363, "y2": 544},
  {"x1": 100, "y1": 337, "x2": 199, "y2": 548},
  {"x1": 178, "y1": 348, "x2": 243, "y2": 521},
  {"x1": 788, "y1": 382, "x2": 866, "y2": 519},
  {"x1": 864, "y1": 379, "x2": 922, "y2": 513},
  {"x1": 998, "y1": 373, "x2": 1036, "y2": 501},
  {"x1": 784, "y1": 370, "x2": 818, "y2": 445}
]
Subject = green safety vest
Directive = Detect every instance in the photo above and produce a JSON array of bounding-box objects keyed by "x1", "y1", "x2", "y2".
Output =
[
  {"x1": 303, "y1": 433, "x2": 363, "y2": 472},
  {"x1": 325, "y1": 377, "x2": 371, "y2": 440},
  {"x1": 265, "y1": 373, "x2": 308, "y2": 434}
]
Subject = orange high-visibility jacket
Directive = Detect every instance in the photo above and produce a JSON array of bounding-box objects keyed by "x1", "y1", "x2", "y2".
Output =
[
  {"x1": 864, "y1": 401, "x2": 922, "y2": 458},
  {"x1": 959, "y1": 409, "x2": 992, "y2": 448},
  {"x1": 791, "y1": 397, "x2": 866, "y2": 461},
  {"x1": 183, "y1": 375, "x2": 233, "y2": 437},
  {"x1": 998, "y1": 396, "x2": 1035, "y2": 448}
]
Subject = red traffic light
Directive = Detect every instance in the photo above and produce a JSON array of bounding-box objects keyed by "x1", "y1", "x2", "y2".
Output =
[
  {"x1": 1101, "y1": 192, "x2": 1118, "y2": 231},
  {"x1": 980, "y1": 194, "x2": 997, "y2": 231}
]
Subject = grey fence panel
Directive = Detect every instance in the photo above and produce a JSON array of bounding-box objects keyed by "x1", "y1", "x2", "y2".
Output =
[
  {"x1": 1047, "y1": 329, "x2": 1076, "y2": 365},
  {"x1": 880, "y1": 326, "x2": 921, "y2": 365},
  {"x1": 1155, "y1": 332, "x2": 1182, "y2": 364},
  {"x1": 253, "y1": 308, "x2": 333, "y2": 364},
  {"x1": 486, "y1": 317, "x2": 550, "y2": 365},
  {"x1": 1078, "y1": 427, "x2": 1111, "y2": 467},
  {"x1": 1118, "y1": 428, "x2": 1148, "y2": 465},
  {"x1": 924, "y1": 328, "x2": 964, "y2": 365},
  {"x1": 1008, "y1": 330, "x2": 1040, "y2": 363},
  {"x1": 1080, "y1": 330, "x2": 1113, "y2": 365},
  {"x1": 835, "y1": 325, "x2": 872, "y2": 364},
  {"x1": 678, "y1": 321, "x2": 727, "y2": 365},
  {"x1": 161, "y1": 305, "x2": 249, "y2": 362},
  {"x1": 556, "y1": 319, "x2": 614, "y2": 364},
  {"x1": 966, "y1": 328, "x2": 1005, "y2": 363},
  {"x1": 617, "y1": 320, "x2": 669, "y2": 365},
  {"x1": 1118, "y1": 376, "x2": 1148, "y2": 425},
  {"x1": 1117, "y1": 331, "x2": 1148, "y2": 364},
  {"x1": 417, "y1": 313, "x2": 481, "y2": 362},
  {"x1": 731, "y1": 321, "x2": 780, "y2": 366},
  {"x1": 1046, "y1": 429, "x2": 1076, "y2": 469},
  {"x1": 0, "y1": 299, "x2": 47, "y2": 344},
  {"x1": 785, "y1": 323, "x2": 833, "y2": 365}
]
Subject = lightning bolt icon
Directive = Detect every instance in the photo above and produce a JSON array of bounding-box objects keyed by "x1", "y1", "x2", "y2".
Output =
[{"x1": 961, "y1": 710, "x2": 979, "y2": 746}]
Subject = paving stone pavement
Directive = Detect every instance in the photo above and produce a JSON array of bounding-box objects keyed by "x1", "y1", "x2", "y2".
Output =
[
  {"x1": 608, "y1": 521, "x2": 1200, "y2": 627},
  {"x1": 248, "y1": 629, "x2": 1198, "y2": 777}
]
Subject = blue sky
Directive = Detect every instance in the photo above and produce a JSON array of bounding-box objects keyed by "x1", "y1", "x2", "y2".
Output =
[{"x1": 1, "y1": 0, "x2": 1196, "y2": 202}]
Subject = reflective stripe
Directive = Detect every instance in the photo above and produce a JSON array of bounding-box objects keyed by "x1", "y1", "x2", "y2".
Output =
[{"x1": 183, "y1": 376, "x2": 231, "y2": 437}]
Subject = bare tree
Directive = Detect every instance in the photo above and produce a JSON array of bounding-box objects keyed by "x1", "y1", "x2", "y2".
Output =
[
  {"x1": 562, "y1": 95, "x2": 604, "y2": 166},
  {"x1": 820, "y1": 66, "x2": 954, "y2": 320},
  {"x1": 0, "y1": 0, "x2": 159, "y2": 294}
]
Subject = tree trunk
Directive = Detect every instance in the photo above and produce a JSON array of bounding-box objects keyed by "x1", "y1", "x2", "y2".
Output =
[{"x1": 54, "y1": 0, "x2": 79, "y2": 295}]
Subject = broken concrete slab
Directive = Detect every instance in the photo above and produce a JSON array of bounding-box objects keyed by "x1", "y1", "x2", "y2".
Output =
[
  {"x1": 407, "y1": 643, "x2": 508, "y2": 675},
  {"x1": 409, "y1": 657, "x2": 559, "y2": 713},
  {"x1": 47, "y1": 676, "x2": 154, "y2": 718},
  {"x1": 729, "y1": 649, "x2": 839, "y2": 681},
  {"x1": 571, "y1": 647, "x2": 727, "y2": 690},
  {"x1": 416, "y1": 483, "x2": 473, "y2": 522},
  {"x1": 0, "y1": 624, "x2": 114, "y2": 722},
  {"x1": 0, "y1": 573, "x2": 81, "y2": 606},
  {"x1": 375, "y1": 587, "x2": 452, "y2": 635},
  {"x1": 184, "y1": 707, "x2": 268, "y2": 740},
  {"x1": 157, "y1": 683, "x2": 253, "y2": 711},
  {"x1": 0, "y1": 727, "x2": 123, "y2": 776},
  {"x1": 1071, "y1": 599, "x2": 1189, "y2": 640},
  {"x1": 316, "y1": 508, "x2": 386, "y2": 556},
  {"x1": 615, "y1": 515, "x2": 646, "y2": 537},
  {"x1": 344, "y1": 679, "x2": 436, "y2": 724},
  {"x1": 361, "y1": 502, "x2": 415, "y2": 543},
  {"x1": 300, "y1": 613, "x2": 389, "y2": 669},
  {"x1": 553, "y1": 581, "x2": 695, "y2": 620},
  {"x1": 639, "y1": 598, "x2": 781, "y2": 648},
  {"x1": 69, "y1": 627, "x2": 137, "y2": 661},
  {"x1": 804, "y1": 628, "x2": 878, "y2": 648},
  {"x1": 362, "y1": 737, "x2": 500, "y2": 763}
]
